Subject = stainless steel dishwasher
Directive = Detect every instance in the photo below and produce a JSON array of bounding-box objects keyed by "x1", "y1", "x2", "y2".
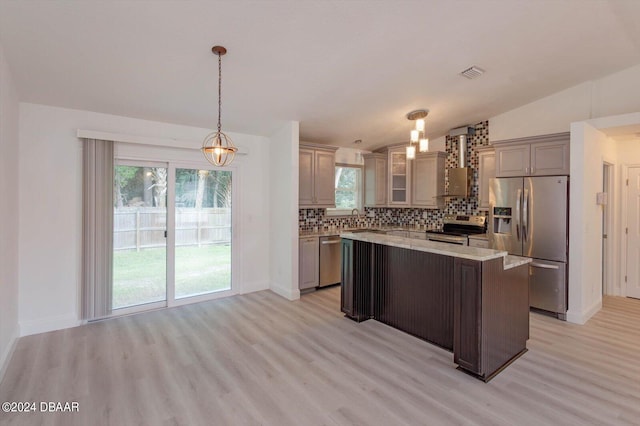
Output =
[{"x1": 319, "y1": 235, "x2": 341, "y2": 287}]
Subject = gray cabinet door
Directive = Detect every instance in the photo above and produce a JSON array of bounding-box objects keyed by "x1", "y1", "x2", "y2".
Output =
[
  {"x1": 477, "y1": 148, "x2": 495, "y2": 210},
  {"x1": 299, "y1": 149, "x2": 315, "y2": 206},
  {"x1": 530, "y1": 139, "x2": 569, "y2": 176},
  {"x1": 314, "y1": 150, "x2": 336, "y2": 206},
  {"x1": 299, "y1": 237, "x2": 319, "y2": 290},
  {"x1": 299, "y1": 145, "x2": 337, "y2": 208},
  {"x1": 364, "y1": 154, "x2": 387, "y2": 207},
  {"x1": 412, "y1": 152, "x2": 445, "y2": 208},
  {"x1": 375, "y1": 157, "x2": 387, "y2": 205},
  {"x1": 495, "y1": 143, "x2": 530, "y2": 177}
]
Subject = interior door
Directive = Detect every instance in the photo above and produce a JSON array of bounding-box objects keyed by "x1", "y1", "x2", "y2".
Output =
[{"x1": 627, "y1": 167, "x2": 640, "y2": 299}]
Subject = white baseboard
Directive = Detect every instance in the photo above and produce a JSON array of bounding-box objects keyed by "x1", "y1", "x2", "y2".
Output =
[
  {"x1": 19, "y1": 314, "x2": 80, "y2": 337},
  {"x1": 566, "y1": 299, "x2": 603, "y2": 324},
  {"x1": 269, "y1": 281, "x2": 300, "y2": 301},
  {"x1": 0, "y1": 331, "x2": 18, "y2": 384}
]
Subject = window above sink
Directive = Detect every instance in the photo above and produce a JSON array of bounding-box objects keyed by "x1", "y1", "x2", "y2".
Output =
[{"x1": 326, "y1": 164, "x2": 363, "y2": 217}]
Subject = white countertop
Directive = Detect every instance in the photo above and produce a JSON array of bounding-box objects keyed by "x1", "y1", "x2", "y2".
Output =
[
  {"x1": 340, "y1": 231, "x2": 532, "y2": 270},
  {"x1": 300, "y1": 226, "x2": 431, "y2": 238}
]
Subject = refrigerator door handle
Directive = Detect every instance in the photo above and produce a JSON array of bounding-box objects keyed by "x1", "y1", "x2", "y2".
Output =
[
  {"x1": 515, "y1": 188, "x2": 521, "y2": 241},
  {"x1": 523, "y1": 188, "x2": 529, "y2": 242},
  {"x1": 530, "y1": 262, "x2": 560, "y2": 270}
]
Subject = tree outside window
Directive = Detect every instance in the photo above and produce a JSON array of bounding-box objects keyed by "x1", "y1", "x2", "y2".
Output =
[{"x1": 327, "y1": 165, "x2": 362, "y2": 215}]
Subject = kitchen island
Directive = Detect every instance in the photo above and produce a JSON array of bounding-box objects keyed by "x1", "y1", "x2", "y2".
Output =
[{"x1": 340, "y1": 232, "x2": 531, "y2": 382}]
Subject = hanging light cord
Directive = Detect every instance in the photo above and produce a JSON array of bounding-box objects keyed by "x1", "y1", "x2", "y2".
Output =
[{"x1": 217, "y1": 51, "x2": 222, "y2": 133}]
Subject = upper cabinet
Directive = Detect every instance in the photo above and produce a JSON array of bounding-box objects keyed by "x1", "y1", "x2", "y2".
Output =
[
  {"x1": 412, "y1": 151, "x2": 446, "y2": 209},
  {"x1": 493, "y1": 133, "x2": 570, "y2": 177},
  {"x1": 388, "y1": 147, "x2": 411, "y2": 206},
  {"x1": 363, "y1": 153, "x2": 387, "y2": 207},
  {"x1": 364, "y1": 148, "x2": 447, "y2": 209},
  {"x1": 476, "y1": 146, "x2": 495, "y2": 210},
  {"x1": 299, "y1": 143, "x2": 338, "y2": 208}
]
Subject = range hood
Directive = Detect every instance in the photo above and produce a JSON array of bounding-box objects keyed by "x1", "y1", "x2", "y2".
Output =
[{"x1": 444, "y1": 126, "x2": 475, "y2": 198}]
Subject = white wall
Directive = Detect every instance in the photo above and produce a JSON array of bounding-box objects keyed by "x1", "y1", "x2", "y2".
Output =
[
  {"x1": 269, "y1": 122, "x2": 300, "y2": 300},
  {"x1": 490, "y1": 63, "x2": 640, "y2": 142},
  {"x1": 567, "y1": 122, "x2": 616, "y2": 324},
  {"x1": 18, "y1": 103, "x2": 272, "y2": 336},
  {"x1": 0, "y1": 40, "x2": 20, "y2": 378}
]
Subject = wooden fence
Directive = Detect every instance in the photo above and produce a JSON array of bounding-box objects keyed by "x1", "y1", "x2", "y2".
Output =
[{"x1": 114, "y1": 207, "x2": 231, "y2": 251}]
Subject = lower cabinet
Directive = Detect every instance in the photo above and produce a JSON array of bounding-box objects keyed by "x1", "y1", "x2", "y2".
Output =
[
  {"x1": 373, "y1": 245, "x2": 453, "y2": 350},
  {"x1": 453, "y1": 257, "x2": 529, "y2": 381},
  {"x1": 341, "y1": 238, "x2": 529, "y2": 381},
  {"x1": 340, "y1": 239, "x2": 372, "y2": 321},
  {"x1": 453, "y1": 258, "x2": 481, "y2": 374},
  {"x1": 299, "y1": 236, "x2": 319, "y2": 290}
]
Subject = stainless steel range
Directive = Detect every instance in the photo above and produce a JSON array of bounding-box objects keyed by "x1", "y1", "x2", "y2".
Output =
[{"x1": 425, "y1": 214, "x2": 486, "y2": 245}]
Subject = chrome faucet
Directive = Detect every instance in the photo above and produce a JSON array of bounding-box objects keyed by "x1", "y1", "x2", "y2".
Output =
[{"x1": 351, "y1": 208, "x2": 360, "y2": 219}]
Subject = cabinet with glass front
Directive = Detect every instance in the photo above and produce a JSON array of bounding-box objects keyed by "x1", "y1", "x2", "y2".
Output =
[{"x1": 388, "y1": 147, "x2": 411, "y2": 206}]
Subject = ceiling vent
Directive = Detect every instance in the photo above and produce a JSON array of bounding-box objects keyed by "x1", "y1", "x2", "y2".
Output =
[{"x1": 460, "y1": 66, "x2": 484, "y2": 79}]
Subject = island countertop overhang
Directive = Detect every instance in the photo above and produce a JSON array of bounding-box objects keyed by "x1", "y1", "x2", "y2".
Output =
[{"x1": 340, "y1": 231, "x2": 531, "y2": 269}]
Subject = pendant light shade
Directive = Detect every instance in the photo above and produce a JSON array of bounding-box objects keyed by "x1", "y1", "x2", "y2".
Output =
[
  {"x1": 419, "y1": 138, "x2": 429, "y2": 152},
  {"x1": 202, "y1": 45, "x2": 238, "y2": 167},
  {"x1": 406, "y1": 144, "x2": 416, "y2": 160},
  {"x1": 202, "y1": 132, "x2": 236, "y2": 166},
  {"x1": 406, "y1": 109, "x2": 429, "y2": 159}
]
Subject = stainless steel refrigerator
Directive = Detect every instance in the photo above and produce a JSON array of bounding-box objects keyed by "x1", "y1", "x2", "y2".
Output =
[{"x1": 488, "y1": 176, "x2": 568, "y2": 319}]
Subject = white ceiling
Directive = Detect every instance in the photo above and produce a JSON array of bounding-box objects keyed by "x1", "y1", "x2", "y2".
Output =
[{"x1": 1, "y1": 1, "x2": 640, "y2": 150}]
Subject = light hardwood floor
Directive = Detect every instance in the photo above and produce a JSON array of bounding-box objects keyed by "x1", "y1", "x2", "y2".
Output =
[{"x1": 1, "y1": 288, "x2": 639, "y2": 426}]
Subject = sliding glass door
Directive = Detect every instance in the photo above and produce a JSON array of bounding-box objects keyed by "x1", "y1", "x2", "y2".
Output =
[
  {"x1": 174, "y1": 168, "x2": 232, "y2": 298},
  {"x1": 112, "y1": 161, "x2": 233, "y2": 313},
  {"x1": 113, "y1": 163, "x2": 168, "y2": 309}
]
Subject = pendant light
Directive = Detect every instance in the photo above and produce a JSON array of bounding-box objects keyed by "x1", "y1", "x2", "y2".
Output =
[
  {"x1": 202, "y1": 45, "x2": 238, "y2": 167},
  {"x1": 406, "y1": 109, "x2": 430, "y2": 159}
]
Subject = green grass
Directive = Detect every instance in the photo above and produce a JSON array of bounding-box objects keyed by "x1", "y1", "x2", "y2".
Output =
[{"x1": 113, "y1": 245, "x2": 231, "y2": 309}]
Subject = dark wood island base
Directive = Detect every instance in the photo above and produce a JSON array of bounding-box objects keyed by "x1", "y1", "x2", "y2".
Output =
[{"x1": 340, "y1": 235, "x2": 531, "y2": 382}]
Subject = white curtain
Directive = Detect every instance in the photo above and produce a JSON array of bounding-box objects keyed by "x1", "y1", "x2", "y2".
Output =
[{"x1": 82, "y1": 138, "x2": 113, "y2": 320}]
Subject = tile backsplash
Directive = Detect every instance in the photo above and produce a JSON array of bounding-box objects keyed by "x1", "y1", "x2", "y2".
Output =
[{"x1": 299, "y1": 120, "x2": 490, "y2": 232}]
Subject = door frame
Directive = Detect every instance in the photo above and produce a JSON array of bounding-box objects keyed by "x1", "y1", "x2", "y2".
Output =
[
  {"x1": 111, "y1": 154, "x2": 240, "y2": 316},
  {"x1": 620, "y1": 164, "x2": 640, "y2": 297},
  {"x1": 602, "y1": 162, "x2": 614, "y2": 295}
]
